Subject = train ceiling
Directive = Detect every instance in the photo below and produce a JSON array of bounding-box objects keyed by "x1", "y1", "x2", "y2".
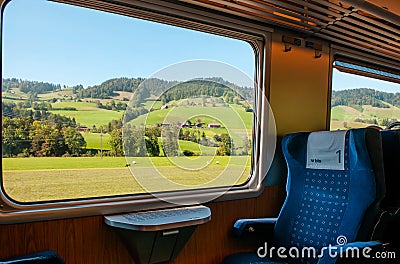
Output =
[{"x1": 179, "y1": 0, "x2": 400, "y2": 62}]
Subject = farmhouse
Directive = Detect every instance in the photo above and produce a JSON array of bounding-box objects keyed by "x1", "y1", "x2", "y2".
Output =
[
  {"x1": 207, "y1": 123, "x2": 221, "y2": 128},
  {"x1": 181, "y1": 121, "x2": 192, "y2": 128},
  {"x1": 77, "y1": 126, "x2": 90, "y2": 132}
]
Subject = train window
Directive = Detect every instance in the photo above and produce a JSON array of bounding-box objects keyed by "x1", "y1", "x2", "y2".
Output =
[
  {"x1": 330, "y1": 60, "x2": 400, "y2": 130},
  {"x1": 1, "y1": 0, "x2": 270, "y2": 211}
]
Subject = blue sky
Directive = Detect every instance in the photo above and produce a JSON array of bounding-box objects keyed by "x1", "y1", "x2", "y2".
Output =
[
  {"x1": 2, "y1": 0, "x2": 255, "y2": 87},
  {"x1": 2, "y1": 0, "x2": 399, "y2": 93},
  {"x1": 333, "y1": 69, "x2": 399, "y2": 93}
]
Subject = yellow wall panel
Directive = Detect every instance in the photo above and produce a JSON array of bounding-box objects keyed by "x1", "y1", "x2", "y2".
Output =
[{"x1": 269, "y1": 33, "x2": 330, "y2": 136}]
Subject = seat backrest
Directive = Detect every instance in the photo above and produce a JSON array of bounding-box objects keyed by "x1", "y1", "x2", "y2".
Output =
[
  {"x1": 370, "y1": 129, "x2": 400, "y2": 248},
  {"x1": 274, "y1": 128, "x2": 384, "y2": 252},
  {"x1": 380, "y1": 129, "x2": 400, "y2": 208}
]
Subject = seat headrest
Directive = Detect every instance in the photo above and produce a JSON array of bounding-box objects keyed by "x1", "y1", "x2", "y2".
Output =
[{"x1": 306, "y1": 130, "x2": 347, "y2": 170}]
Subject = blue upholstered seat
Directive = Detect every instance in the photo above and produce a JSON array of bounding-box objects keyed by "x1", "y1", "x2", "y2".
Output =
[
  {"x1": 370, "y1": 129, "x2": 400, "y2": 249},
  {"x1": 222, "y1": 128, "x2": 383, "y2": 264},
  {"x1": 380, "y1": 129, "x2": 400, "y2": 208}
]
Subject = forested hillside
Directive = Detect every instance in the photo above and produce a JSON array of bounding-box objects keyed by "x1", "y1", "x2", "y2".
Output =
[
  {"x1": 159, "y1": 78, "x2": 252, "y2": 104},
  {"x1": 77, "y1": 77, "x2": 144, "y2": 99},
  {"x1": 331, "y1": 88, "x2": 400, "y2": 108},
  {"x1": 2, "y1": 78, "x2": 61, "y2": 94},
  {"x1": 77, "y1": 77, "x2": 252, "y2": 101},
  {"x1": 3, "y1": 77, "x2": 253, "y2": 102}
]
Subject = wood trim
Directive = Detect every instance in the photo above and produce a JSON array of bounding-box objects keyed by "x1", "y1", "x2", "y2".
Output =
[{"x1": 0, "y1": 186, "x2": 285, "y2": 263}]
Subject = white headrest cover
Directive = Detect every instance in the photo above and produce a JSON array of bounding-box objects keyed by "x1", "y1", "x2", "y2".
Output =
[{"x1": 306, "y1": 130, "x2": 347, "y2": 170}]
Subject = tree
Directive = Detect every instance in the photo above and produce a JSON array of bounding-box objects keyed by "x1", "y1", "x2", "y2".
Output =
[
  {"x1": 161, "y1": 127, "x2": 179, "y2": 157},
  {"x1": 216, "y1": 133, "x2": 232, "y2": 156},
  {"x1": 63, "y1": 127, "x2": 86, "y2": 156},
  {"x1": 2, "y1": 117, "x2": 31, "y2": 157},
  {"x1": 30, "y1": 122, "x2": 47, "y2": 156},
  {"x1": 45, "y1": 127, "x2": 66, "y2": 156},
  {"x1": 123, "y1": 127, "x2": 147, "y2": 156},
  {"x1": 109, "y1": 128, "x2": 123, "y2": 156},
  {"x1": 183, "y1": 130, "x2": 190, "y2": 141},
  {"x1": 30, "y1": 121, "x2": 66, "y2": 157},
  {"x1": 28, "y1": 92, "x2": 38, "y2": 103},
  {"x1": 145, "y1": 126, "x2": 161, "y2": 138},
  {"x1": 144, "y1": 126, "x2": 161, "y2": 157},
  {"x1": 145, "y1": 136, "x2": 160, "y2": 157},
  {"x1": 242, "y1": 136, "x2": 251, "y2": 155}
]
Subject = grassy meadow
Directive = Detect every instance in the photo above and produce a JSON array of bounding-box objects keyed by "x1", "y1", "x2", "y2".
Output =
[
  {"x1": 50, "y1": 102, "x2": 124, "y2": 127},
  {"x1": 330, "y1": 104, "x2": 400, "y2": 130},
  {"x1": 177, "y1": 140, "x2": 217, "y2": 156},
  {"x1": 2, "y1": 156, "x2": 251, "y2": 202},
  {"x1": 83, "y1": 132, "x2": 111, "y2": 150}
]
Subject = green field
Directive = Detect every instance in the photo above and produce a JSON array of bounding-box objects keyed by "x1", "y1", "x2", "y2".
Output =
[
  {"x1": 39, "y1": 88, "x2": 74, "y2": 100},
  {"x1": 363, "y1": 105, "x2": 400, "y2": 119},
  {"x1": 51, "y1": 101, "x2": 99, "y2": 110},
  {"x1": 143, "y1": 100, "x2": 163, "y2": 110},
  {"x1": 50, "y1": 108, "x2": 123, "y2": 127},
  {"x1": 49, "y1": 101, "x2": 124, "y2": 127},
  {"x1": 331, "y1": 104, "x2": 400, "y2": 130},
  {"x1": 2, "y1": 156, "x2": 251, "y2": 202},
  {"x1": 331, "y1": 105, "x2": 363, "y2": 121},
  {"x1": 3, "y1": 156, "x2": 128, "y2": 170},
  {"x1": 2, "y1": 88, "x2": 28, "y2": 100},
  {"x1": 83, "y1": 132, "x2": 111, "y2": 150},
  {"x1": 177, "y1": 140, "x2": 217, "y2": 156},
  {"x1": 130, "y1": 104, "x2": 252, "y2": 128},
  {"x1": 2, "y1": 87, "x2": 76, "y2": 101}
]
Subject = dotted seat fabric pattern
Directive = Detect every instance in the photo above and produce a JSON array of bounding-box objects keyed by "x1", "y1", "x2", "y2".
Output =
[{"x1": 290, "y1": 170, "x2": 350, "y2": 248}]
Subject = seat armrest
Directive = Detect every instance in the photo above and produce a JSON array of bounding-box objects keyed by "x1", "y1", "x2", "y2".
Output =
[
  {"x1": 0, "y1": 250, "x2": 64, "y2": 264},
  {"x1": 371, "y1": 208, "x2": 400, "y2": 246},
  {"x1": 233, "y1": 218, "x2": 277, "y2": 237}
]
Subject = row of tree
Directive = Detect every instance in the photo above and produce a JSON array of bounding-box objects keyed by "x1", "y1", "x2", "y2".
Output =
[
  {"x1": 2, "y1": 102, "x2": 77, "y2": 127},
  {"x1": 2, "y1": 117, "x2": 86, "y2": 157},
  {"x1": 2, "y1": 78, "x2": 61, "y2": 94},
  {"x1": 2, "y1": 102, "x2": 86, "y2": 157},
  {"x1": 107, "y1": 125, "x2": 235, "y2": 157},
  {"x1": 96, "y1": 100, "x2": 127, "y2": 111},
  {"x1": 331, "y1": 88, "x2": 400, "y2": 108}
]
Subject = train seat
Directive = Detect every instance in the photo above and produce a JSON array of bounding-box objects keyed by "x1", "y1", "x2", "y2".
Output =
[
  {"x1": 222, "y1": 128, "x2": 384, "y2": 264},
  {"x1": 371, "y1": 128, "x2": 400, "y2": 249},
  {"x1": 380, "y1": 129, "x2": 400, "y2": 209}
]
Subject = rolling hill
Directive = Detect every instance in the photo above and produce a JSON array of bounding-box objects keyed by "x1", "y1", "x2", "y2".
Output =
[{"x1": 330, "y1": 88, "x2": 400, "y2": 129}]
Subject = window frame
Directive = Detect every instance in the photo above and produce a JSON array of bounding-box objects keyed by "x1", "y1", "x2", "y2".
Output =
[
  {"x1": 328, "y1": 45, "x2": 400, "y2": 131},
  {"x1": 0, "y1": 0, "x2": 273, "y2": 223}
]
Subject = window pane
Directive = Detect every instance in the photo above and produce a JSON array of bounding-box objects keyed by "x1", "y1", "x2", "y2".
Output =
[
  {"x1": 330, "y1": 62, "x2": 400, "y2": 130},
  {"x1": 1, "y1": 0, "x2": 255, "y2": 202}
]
